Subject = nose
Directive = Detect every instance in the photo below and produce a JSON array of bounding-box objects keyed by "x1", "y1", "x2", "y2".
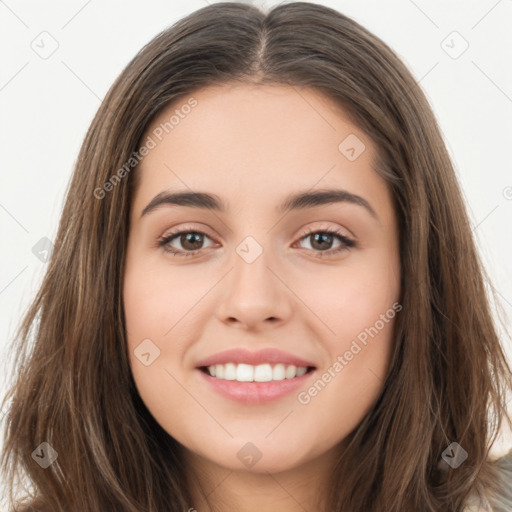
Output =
[{"x1": 215, "y1": 243, "x2": 293, "y2": 331}]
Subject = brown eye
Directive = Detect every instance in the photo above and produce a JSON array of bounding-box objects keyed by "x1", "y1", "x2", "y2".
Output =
[
  {"x1": 158, "y1": 230, "x2": 216, "y2": 256},
  {"x1": 308, "y1": 232, "x2": 335, "y2": 251},
  {"x1": 178, "y1": 232, "x2": 205, "y2": 251},
  {"x1": 296, "y1": 228, "x2": 355, "y2": 256}
]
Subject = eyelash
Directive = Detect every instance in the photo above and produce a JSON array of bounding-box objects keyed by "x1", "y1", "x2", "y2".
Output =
[{"x1": 156, "y1": 225, "x2": 355, "y2": 259}]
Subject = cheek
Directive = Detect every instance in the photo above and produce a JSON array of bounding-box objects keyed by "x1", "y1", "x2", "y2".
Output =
[
  {"x1": 123, "y1": 257, "x2": 206, "y2": 346},
  {"x1": 296, "y1": 308, "x2": 398, "y2": 441},
  {"x1": 292, "y1": 251, "x2": 399, "y2": 424},
  {"x1": 123, "y1": 258, "x2": 178, "y2": 383},
  {"x1": 294, "y1": 250, "x2": 400, "y2": 344},
  {"x1": 123, "y1": 261, "x2": 203, "y2": 438}
]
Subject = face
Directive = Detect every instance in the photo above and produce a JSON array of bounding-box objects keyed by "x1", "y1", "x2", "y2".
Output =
[{"x1": 123, "y1": 83, "x2": 400, "y2": 476}]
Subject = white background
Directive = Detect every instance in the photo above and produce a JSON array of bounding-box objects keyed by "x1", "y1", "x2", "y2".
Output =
[{"x1": 1, "y1": 0, "x2": 511, "y2": 504}]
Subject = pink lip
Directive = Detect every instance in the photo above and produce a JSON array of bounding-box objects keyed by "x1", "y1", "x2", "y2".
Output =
[
  {"x1": 195, "y1": 347, "x2": 316, "y2": 368},
  {"x1": 197, "y1": 367, "x2": 317, "y2": 405}
]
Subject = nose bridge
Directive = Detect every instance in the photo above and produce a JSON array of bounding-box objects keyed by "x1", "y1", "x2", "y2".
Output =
[
  {"x1": 231, "y1": 232, "x2": 277, "y2": 299},
  {"x1": 215, "y1": 231, "x2": 293, "y2": 328}
]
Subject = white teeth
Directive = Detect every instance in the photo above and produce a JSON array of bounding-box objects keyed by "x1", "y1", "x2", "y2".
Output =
[
  {"x1": 254, "y1": 364, "x2": 273, "y2": 382},
  {"x1": 205, "y1": 363, "x2": 310, "y2": 382},
  {"x1": 236, "y1": 363, "x2": 254, "y2": 382},
  {"x1": 224, "y1": 363, "x2": 237, "y2": 380},
  {"x1": 285, "y1": 364, "x2": 297, "y2": 379},
  {"x1": 272, "y1": 363, "x2": 286, "y2": 381}
]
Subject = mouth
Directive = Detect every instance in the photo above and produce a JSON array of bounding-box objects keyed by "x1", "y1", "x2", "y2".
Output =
[{"x1": 196, "y1": 363, "x2": 317, "y2": 404}]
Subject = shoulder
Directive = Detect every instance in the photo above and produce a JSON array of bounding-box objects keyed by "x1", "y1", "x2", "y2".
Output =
[{"x1": 464, "y1": 448, "x2": 512, "y2": 512}]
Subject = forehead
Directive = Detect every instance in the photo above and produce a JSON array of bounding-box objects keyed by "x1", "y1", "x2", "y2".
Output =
[{"x1": 133, "y1": 83, "x2": 387, "y2": 217}]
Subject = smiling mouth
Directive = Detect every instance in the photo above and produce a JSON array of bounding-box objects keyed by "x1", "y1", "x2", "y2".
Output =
[{"x1": 199, "y1": 363, "x2": 316, "y2": 382}]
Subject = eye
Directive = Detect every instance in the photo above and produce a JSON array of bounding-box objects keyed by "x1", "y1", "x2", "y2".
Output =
[
  {"x1": 294, "y1": 226, "x2": 355, "y2": 257},
  {"x1": 157, "y1": 227, "x2": 217, "y2": 257},
  {"x1": 157, "y1": 225, "x2": 355, "y2": 258}
]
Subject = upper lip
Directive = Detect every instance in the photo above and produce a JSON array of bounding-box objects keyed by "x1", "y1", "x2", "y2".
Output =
[{"x1": 196, "y1": 348, "x2": 317, "y2": 368}]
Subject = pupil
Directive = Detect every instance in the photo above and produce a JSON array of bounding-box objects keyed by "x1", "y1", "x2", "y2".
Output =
[
  {"x1": 311, "y1": 233, "x2": 332, "y2": 251},
  {"x1": 182, "y1": 233, "x2": 203, "y2": 250}
]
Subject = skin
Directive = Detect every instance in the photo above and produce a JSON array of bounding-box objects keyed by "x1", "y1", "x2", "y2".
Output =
[{"x1": 123, "y1": 83, "x2": 401, "y2": 511}]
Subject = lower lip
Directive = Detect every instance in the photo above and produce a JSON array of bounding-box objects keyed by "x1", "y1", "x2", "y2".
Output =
[{"x1": 196, "y1": 368, "x2": 316, "y2": 404}]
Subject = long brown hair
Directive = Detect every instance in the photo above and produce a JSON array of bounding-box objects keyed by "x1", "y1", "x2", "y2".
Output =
[{"x1": 2, "y1": 2, "x2": 511, "y2": 511}]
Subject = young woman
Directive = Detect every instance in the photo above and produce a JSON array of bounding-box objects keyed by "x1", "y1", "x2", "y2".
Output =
[{"x1": 2, "y1": 2, "x2": 511, "y2": 511}]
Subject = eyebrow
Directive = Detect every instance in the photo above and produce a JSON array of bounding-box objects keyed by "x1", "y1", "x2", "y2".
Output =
[{"x1": 140, "y1": 188, "x2": 377, "y2": 219}]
